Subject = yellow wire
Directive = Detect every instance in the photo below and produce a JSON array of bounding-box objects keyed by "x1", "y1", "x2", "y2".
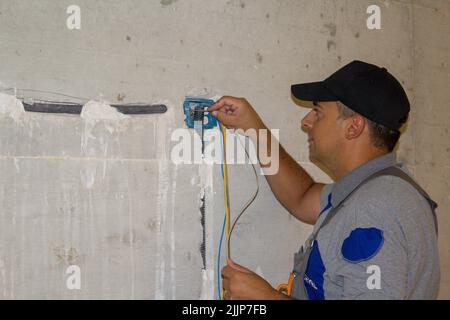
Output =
[
  {"x1": 221, "y1": 124, "x2": 230, "y2": 245},
  {"x1": 220, "y1": 123, "x2": 230, "y2": 300}
]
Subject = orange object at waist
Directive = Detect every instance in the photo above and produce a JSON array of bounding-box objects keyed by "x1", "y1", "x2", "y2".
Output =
[{"x1": 276, "y1": 272, "x2": 294, "y2": 297}]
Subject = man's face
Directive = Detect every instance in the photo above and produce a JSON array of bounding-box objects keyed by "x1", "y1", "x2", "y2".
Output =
[{"x1": 300, "y1": 101, "x2": 343, "y2": 164}]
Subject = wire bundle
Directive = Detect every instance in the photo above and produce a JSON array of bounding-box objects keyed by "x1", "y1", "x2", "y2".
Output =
[{"x1": 216, "y1": 123, "x2": 259, "y2": 300}]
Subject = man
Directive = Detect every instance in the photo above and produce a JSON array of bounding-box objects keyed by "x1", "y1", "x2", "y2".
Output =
[{"x1": 208, "y1": 60, "x2": 440, "y2": 300}]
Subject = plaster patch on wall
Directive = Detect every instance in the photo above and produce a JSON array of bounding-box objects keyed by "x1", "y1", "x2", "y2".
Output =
[
  {"x1": 80, "y1": 100, "x2": 130, "y2": 134},
  {"x1": 81, "y1": 100, "x2": 129, "y2": 122},
  {"x1": 0, "y1": 92, "x2": 36, "y2": 141},
  {"x1": 80, "y1": 100, "x2": 130, "y2": 157},
  {"x1": 0, "y1": 92, "x2": 25, "y2": 122}
]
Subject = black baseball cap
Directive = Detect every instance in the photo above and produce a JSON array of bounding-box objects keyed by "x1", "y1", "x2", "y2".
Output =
[{"x1": 291, "y1": 60, "x2": 410, "y2": 131}]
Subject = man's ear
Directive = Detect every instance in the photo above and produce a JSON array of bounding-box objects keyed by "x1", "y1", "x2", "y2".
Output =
[{"x1": 345, "y1": 115, "x2": 366, "y2": 140}]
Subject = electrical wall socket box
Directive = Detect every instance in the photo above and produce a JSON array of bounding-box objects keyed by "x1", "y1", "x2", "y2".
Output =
[{"x1": 183, "y1": 97, "x2": 217, "y2": 129}]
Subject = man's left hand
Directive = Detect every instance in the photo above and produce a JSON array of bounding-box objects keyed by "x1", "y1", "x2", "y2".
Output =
[{"x1": 221, "y1": 260, "x2": 289, "y2": 300}]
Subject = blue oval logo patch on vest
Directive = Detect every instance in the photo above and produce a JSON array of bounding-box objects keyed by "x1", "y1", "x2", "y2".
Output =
[
  {"x1": 303, "y1": 241, "x2": 326, "y2": 300},
  {"x1": 341, "y1": 227, "x2": 384, "y2": 263}
]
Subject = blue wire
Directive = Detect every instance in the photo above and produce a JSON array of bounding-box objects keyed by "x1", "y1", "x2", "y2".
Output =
[
  {"x1": 217, "y1": 121, "x2": 226, "y2": 300},
  {"x1": 217, "y1": 214, "x2": 226, "y2": 299}
]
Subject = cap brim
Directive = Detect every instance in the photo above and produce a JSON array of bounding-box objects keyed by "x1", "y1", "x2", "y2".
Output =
[{"x1": 291, "y1": 81, "x2": 338, "y2": 102}]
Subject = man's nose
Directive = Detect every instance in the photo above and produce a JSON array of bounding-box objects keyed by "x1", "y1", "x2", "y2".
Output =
[{"x1": 301, "y1": 110, "x2": 314, "y2": 132}]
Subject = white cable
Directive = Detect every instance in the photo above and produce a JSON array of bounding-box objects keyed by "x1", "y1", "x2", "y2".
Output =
[
  {"x1": 0, "y1": 87, "x2": 89, "y2": 101},
  {"x1": 227, "y1": 132, "x2": 260, "y2": 258}
]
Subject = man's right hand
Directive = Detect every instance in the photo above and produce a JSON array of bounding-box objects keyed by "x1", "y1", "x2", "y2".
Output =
[{"x1": 207, "y1": 96, "x2": 266, "y2": 133}]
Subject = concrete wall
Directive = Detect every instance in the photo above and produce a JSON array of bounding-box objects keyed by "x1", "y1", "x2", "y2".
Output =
[{"x1": 0, "y1": 0, "x2": 448, "y2": 299}]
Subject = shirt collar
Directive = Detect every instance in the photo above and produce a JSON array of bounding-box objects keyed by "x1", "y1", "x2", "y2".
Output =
[{"x1": 330, "y1": 153, "x2": 397, "y2": 208}]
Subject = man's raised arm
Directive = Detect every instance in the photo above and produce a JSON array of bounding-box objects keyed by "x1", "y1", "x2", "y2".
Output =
[{"x1": 208, "y1": 96, "x2": 324, "y2": 225}]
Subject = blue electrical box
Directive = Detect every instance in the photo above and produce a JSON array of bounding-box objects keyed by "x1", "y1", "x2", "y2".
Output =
[{"x1": 183, "y1": 97, "x2": 217, "y2": 129}]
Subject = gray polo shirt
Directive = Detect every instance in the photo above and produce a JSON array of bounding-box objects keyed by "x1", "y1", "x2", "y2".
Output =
[{"x1": 303, "y1": 153, "x2": 440, "y2": 299}]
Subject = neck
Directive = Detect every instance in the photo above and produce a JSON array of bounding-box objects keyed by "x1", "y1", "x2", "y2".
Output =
[{"x1": 327, "y1": 147, "x2": 388, "y2": 181}]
